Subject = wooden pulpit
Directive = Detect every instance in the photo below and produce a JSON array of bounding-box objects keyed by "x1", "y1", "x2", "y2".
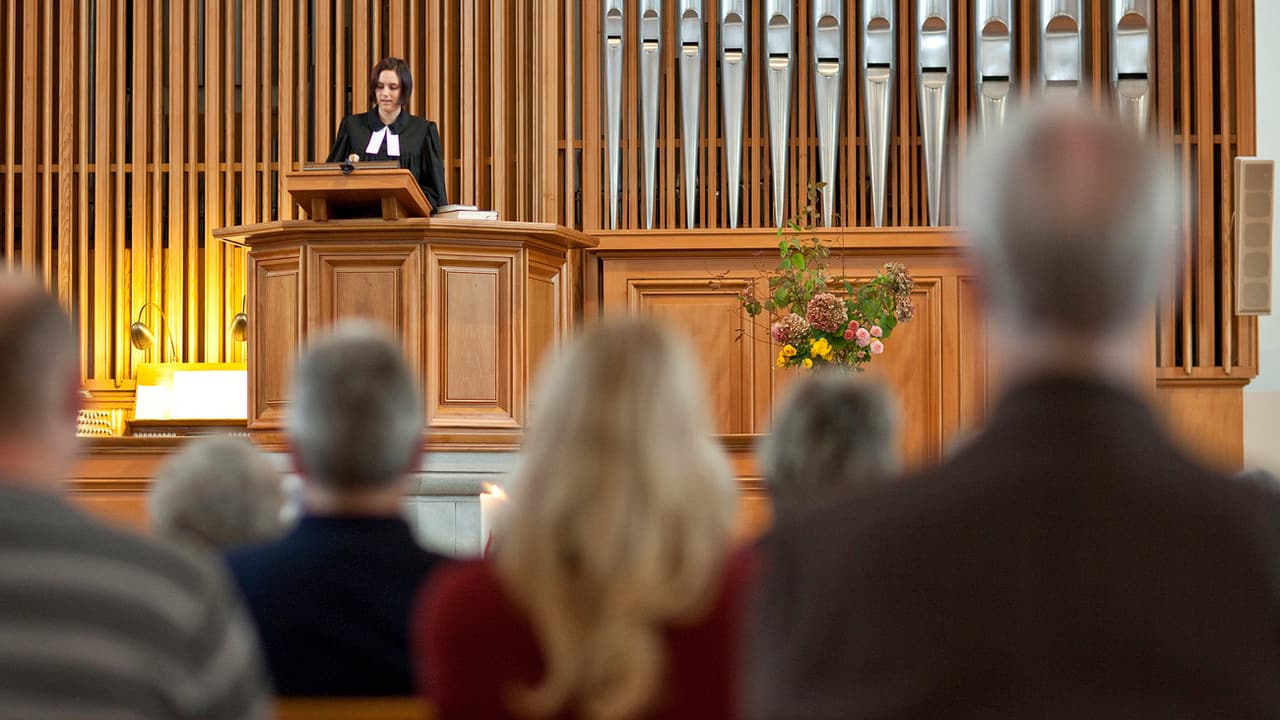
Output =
[
  {"x1": 286, "y1": 164, "x2": 433, "y2": 221},
  {"x1": 214, "y1": 213, "x2": 594, "y2": 449}
]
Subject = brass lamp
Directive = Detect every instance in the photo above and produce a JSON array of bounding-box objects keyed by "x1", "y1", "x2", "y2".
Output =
[
  {"x1": 129, "y1": 302, "x2": 180, "y2": 361},
  {"x1": 229, "y1": 296, "x2": 248, "y2": 342}
]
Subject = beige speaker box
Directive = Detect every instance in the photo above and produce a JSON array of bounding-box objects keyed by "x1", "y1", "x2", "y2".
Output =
[{"x1": 1235, "y1": 157, "x2": 1274, "y2": 315}]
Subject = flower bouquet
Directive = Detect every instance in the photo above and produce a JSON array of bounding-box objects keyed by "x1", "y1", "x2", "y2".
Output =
[{"x1": 738, "y1": 190, "x2": 915, "y2": 371}]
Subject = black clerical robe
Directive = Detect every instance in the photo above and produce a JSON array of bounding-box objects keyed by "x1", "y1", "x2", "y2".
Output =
[{"x1": 327, "y1": 108, "x2": 449, "y2": 210}]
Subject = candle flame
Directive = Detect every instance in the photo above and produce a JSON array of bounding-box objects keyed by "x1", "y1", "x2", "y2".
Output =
[{"x1": 482, "y1": 482, "x2": 508, "y2": 500}]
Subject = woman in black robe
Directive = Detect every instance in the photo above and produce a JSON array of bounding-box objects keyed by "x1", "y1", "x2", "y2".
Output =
[{"x1": 327, "y1": 57, "x2": 449, "y2": 209}]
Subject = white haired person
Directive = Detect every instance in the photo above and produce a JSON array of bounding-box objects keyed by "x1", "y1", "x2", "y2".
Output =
[
  {"x1": 227, "y1": 321, "x2": 447, "y2": 697},
  {"x1": 746, "y1": 104, "x2": 1280, "y2": 718},
  {"x1": 760, "y1": 372, "x2": 901, "y2": 524},
  {"x1": 414, "y1": 319, "x2": 748, "y2": 719},
  {"x1": 149, "y1": 436, "x2": 288, "y2": 553}
]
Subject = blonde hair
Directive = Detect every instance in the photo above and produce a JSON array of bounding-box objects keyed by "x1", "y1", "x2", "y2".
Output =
[{"x1": 495, "y1": 319, "x2": 737, "y2": 719}]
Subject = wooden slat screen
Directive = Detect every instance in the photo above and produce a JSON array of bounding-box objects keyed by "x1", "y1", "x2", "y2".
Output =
[{"x1": 0, "y1": 0, "x2": 1257, "y2": 390}]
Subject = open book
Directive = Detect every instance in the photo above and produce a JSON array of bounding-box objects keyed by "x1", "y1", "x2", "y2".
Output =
[{"x1": 434, "y1": 204, "x2": 498, "y2": 221}]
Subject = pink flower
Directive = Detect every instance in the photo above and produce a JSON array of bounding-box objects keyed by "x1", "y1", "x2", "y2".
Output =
[
  {"x1": 870, "y1": 325, "x2": 883, "y2": 338},
  {"x1": 855, "y1": 327, "x2": 871, "y2": 342},
  {"x1": 870, "y1": 339, "x2": 884, "y2": 355},
  {"x1": 843, "y1": 326, "x2": 857, "y2": 341},
  {"x1": 773, "y1": 313, "x2": 811, "y2": 346},
  {"x1": 804, "y1": 293, "x2": 848, "y2": 334}
]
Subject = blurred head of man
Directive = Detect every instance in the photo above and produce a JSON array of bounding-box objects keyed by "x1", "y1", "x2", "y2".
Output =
[
  {"x1": 0, "y1": 274, "x2": 81, "y2": 488},
  {"x1": 962, "y1": 103, "x2": 1176, "y2": 383},
  {"x1": 286, "y1": 321, "x2": 423, "y2": 515}
]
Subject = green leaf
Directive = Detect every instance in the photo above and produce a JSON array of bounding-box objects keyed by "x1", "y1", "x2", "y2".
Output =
[{"x1": 790, "y1": 253, "x2": 806, "y2": 270}]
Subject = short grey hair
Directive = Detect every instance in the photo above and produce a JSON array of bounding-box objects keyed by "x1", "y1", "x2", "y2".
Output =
[
  {"x1": 760, "y1": 373, "x2": 901, "y2": 518},
  {"x1": 287, "y1": 321, "x2": 423, "y2": 491},
  {"x1": 962, "y1": 102, "x2": 1176, "y2": 334},
  {"x1": 149, "y1": 436, "x2": 286, "y2": 551}
]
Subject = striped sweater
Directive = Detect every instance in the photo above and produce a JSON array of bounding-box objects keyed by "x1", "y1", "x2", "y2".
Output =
[{"x1": 0, "y1": 485, "x2": 269, "y2": 719}]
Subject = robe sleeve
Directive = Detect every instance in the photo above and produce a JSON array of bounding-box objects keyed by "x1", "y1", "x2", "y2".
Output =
[
  {"x1": 423, "y1": 121, "x2": 449, "y2": 209},
  {"x1": 326, "y1": 116, "x2": 353, "y2": 163}
]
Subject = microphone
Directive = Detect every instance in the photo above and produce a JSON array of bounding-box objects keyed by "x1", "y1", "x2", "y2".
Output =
[{"x1": 340, "y1": 154, "x2": 359, "y2": 175}]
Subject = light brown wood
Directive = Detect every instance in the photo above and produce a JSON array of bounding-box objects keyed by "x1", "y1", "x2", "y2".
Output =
[
  {"x1": 273, "y1": 697, "x2": 433, "y2": 720},
  {"x1": 0, "y1": 0, "x2": 1258, "y2": 444},
  {"x1": 222, "y1": 218, "x2": 593, "y2": 447}
]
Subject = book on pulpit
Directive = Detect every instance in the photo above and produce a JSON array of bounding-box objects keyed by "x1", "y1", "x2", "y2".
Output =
[{"x1": 434, "y1": 204, "x2": 499, "y2": 221}]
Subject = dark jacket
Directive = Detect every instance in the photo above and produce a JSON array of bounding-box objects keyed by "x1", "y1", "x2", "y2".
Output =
[
  {"x1": 327, "y1": 108, "x2": 449, "y2": 209},
  {"x1": 227, "y1": 515, "x2": 447, "y2": 697},
  {"x1": 747, "y1": 375, "x2": 1280, "y2": 719}
]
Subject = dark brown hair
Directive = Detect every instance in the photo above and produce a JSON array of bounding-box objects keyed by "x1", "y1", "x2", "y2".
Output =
[{"x1": 368, "y1": 57, "x2": 413, "y2": 107}]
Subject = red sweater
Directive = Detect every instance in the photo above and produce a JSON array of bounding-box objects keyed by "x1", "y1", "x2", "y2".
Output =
[{"x1": 413, "y1": 550, "x2": 754, "y2": 719}]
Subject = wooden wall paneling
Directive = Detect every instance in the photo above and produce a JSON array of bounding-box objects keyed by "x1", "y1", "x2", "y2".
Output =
[
  {"x1": 560, "y1": 0, "x2": 575, "y2": 227},
  {"x1": 1235, "y1": 0, "x2": 1259, "y2": 373},
  {"x1": 130, "y1": 0, "x2": 151, "y2": 370},
  {"x1": 57, "y1": 0, "x2": 75, "y2": 307},
  {"x1": 186, "y1": 0, "x2": 201, "y2": 356},
  {"x1": 92, "y1": 0, "x2": 112, "y2": 383},
  {"x1": 244, "y1": 0, "x2": 260, "y2": 228},
  {"x1": 1155, "y1": 0, "x2": 1176, "y2": 368},
  {"x1": 20, "y1": 0, "x2": 36, "y2": 272},
  {"x1": 3, "y1": 0, "x2": 14, "y2": 269},
  {"x1": 40, "y1": 0, "x2": 53, "y2": 286},
  {"x1": 492, "y1": 0, "x2": 508, "y2": 219},
  {"x1": 149, "y1": 0, "x2": 164, "y2": 361},
  {"x1": 390, "y1": 1, "x2": 406, "y2": 59},
  {"x1": 525, "y1": 250, "x2": 567, "y2": 387},
  {"x1": 354, "y1": 0, "x2": 370, "y2": 111},
  {"x1": 1217, "y1": 0, "x2": 1235, "y2": 373},
  {"x1": 114, "y1": 0, "x2": 129, "y2": 378},
  {"x1": 661, "y1": 5, "x2": 675, "y2": 229},
  {"x1": 77, "y1": 0, "x2": 90, "y2": 374},
  {"x1": 1193, "y1": 2, "x2": 1216, "y2": 369},
  {"x1": 316, "y1": 0, "x2": 333, "y2": 162},
  {"x1": 279, "y1": 0, "x2": 297, "y2": 221},
  {"x1": 1177, "y1": 0, "x2": 1193, "y2": 373},
  {"x1": 261, "y1": 0, "x2": 274, "y2": 224},
  {"x1": 581, "y1": 0, "x2": 600, "y2": 230}
]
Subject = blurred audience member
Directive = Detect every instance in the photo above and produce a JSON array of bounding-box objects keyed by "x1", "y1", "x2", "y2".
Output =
[
  {"x1": 760, "y1": 372, "x2": 900, "y2": 522},
  {"x1": 416, "y1": 320, "x2": 746, "y2": 719},
  {"x1": 150, "y1": 435, "x2": 288, "y2": 552},
  {"x1": 747, "y1": 105, "x2": 1280, "y2": 718},
  {"x1": 0, "y1": 273, "x2": 268, "y2": 719},
  {"x1": 227, "y1": 321, "x2": 446, "y2": 696}
]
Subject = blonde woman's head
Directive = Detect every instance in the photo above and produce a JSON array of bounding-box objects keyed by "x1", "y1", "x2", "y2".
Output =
[{"x1": 496, "y1": 319, "x2": 736, "y2": 719}]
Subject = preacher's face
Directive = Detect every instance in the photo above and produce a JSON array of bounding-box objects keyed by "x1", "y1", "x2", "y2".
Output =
[{"x1": 375, "y1": 70, "x2": 403, "y2": 112}]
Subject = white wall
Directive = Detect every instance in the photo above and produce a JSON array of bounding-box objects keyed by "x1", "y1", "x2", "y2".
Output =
[{"x1": 1244, "y1": 2, "x2": 1280, "y2": 471}]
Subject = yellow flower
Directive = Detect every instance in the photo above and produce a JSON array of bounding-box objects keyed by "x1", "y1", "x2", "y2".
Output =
[
  {"x1": 802, "y1": 358, "x2": 813, "y2": 369},
  {"x1": 782, "y1": 344, "x2": 797, "y2": 358},
  {"x1": 810, "y1": 337, "x2": 832, "y2": 360},
  {"x1": 776, "y1": 351, "x2": 787, "y2": 368}
]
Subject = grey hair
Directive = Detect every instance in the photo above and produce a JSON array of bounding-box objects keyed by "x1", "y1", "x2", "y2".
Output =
[
  {"x1": 287, "y1": 321, "x2": 423, "y2": 491},
  {"x1": 760, "y1": 372, "x2": 901, "y2": 518},
  {"x1": 149, "y1": 436, "x2": 286, "y2": 552},
  {"x1": 961, "y1": 102, "x2": 1177, "y2": 334}
]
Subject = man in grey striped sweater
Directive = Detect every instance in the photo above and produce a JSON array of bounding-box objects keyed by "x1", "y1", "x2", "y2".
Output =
[{"x1": 0, "y1": 274, "x2": 269, "y2": 719}]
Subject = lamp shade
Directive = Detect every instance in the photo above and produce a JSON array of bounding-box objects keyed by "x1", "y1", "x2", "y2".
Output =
[
  {"x1": 130, "y1": 322, "x2": 156, "y2": 351},
  {"x1": 229, "y1": 312, "x2": 249, "y2": 342}
]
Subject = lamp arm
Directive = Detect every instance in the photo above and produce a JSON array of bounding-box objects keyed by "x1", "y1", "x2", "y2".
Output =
[{"x1": 136, "y1": 301, "x2": 180, "y2": 363}]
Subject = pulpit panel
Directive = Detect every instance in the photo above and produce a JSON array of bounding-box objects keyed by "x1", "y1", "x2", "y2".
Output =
[
  {"x1": 250, "y1": 249, "x2": 303, "y2": 427},
  {"x1": 526, "y1": 254, "x2": 567, "y2": 389},
  {"x1": 308, "y1": 244, "x2": 424, "y2": 381},
  {"x1": 958, "y1": 277, "x2": 991, "y2": 434},
  {"x1": 428, "y1": 247, "x2": 521, "y2": 429}
]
